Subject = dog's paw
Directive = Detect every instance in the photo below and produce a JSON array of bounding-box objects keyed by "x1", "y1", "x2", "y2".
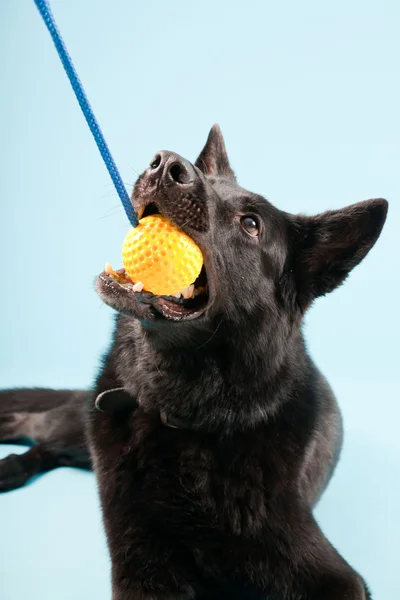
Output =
[
  {"x1": 0, "y1": 453, "x2": 30, "y2": 492},
  {"x1": 0, "y1": 413, "x2": 21, "y2": 441}
]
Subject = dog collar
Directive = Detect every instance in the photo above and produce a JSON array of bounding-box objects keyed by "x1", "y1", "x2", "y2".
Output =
[
  {"x1": 95, "y1": 387, "x2": 138, "y2": 412},
  {"x1": 95, "y1": 388, "x2": 196, "y2": 431},
  {"x1": 160, "y1": 410, "x2": 194, "y2": 430}
]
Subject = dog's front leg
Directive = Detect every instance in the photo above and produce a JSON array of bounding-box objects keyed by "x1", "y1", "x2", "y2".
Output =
[
  {"x1": 111, "y1": 557, "x2": 195, "y2": 600},
  {"x1": 252, "y1": 507, "x2": 371, "y2": 600},
  {"x1": 88, "y1": 402, "x2": 196, "y2": 600}
]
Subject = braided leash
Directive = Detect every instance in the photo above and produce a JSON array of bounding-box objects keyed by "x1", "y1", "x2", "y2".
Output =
[{"x1": 33, "y1": 0, "x2": 138, "y2": 228}]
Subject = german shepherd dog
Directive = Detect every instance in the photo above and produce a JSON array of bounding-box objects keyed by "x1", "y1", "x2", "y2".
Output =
[{"x1": 0, "y1": 126, "x2": 388, "y2": 599}]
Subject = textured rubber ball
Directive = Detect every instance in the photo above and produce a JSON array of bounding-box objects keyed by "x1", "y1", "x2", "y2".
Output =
[{"x1": 121, "y1": 215, "x2": 203, "y2": 296}]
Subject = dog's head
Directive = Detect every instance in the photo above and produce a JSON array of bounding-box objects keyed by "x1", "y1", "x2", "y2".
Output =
[{"x1": 97, "y1": 125, "x2": 388, "y2": 345}]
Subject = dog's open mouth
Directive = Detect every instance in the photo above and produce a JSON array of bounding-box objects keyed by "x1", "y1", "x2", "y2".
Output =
[
  {"x1": 97, "y1": 203, "x2": 210, "y2": 322},
  {"x1": 102, "y1": 263, "x2": 209, "y2": 321}
]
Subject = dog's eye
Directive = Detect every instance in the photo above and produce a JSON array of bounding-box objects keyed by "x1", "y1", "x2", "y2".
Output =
[{"x1": 240, "y1": 214, "x2": 260, "y2": 236}]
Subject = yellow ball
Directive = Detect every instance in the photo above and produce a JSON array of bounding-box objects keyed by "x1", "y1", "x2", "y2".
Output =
[{"x1": 121, "y1": 215, "x2": 203, "y2": 296}]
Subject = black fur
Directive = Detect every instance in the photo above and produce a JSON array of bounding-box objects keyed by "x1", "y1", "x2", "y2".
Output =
[
  {"x1": 0, "y1": 125, "x2": 388, "y2": 599},
  {"x1": 0, "y1": 389, "x2": 89, "y2": 491}
]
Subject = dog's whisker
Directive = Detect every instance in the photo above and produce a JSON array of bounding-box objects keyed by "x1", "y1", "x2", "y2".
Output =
[
  {"x1": 96, "y1": 209, "x2": 125, "y2": 221},
  {"x1": 196, "y1": 319, "x2": 223, "y2": 349}
]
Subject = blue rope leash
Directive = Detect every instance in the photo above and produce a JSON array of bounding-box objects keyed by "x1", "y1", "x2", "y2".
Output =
[{"x1": 33, "y1": 0, "x2": 138, "y2": 228}]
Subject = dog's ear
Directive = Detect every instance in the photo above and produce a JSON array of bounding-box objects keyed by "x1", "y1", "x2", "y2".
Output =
[
  {"x1": 195, "y1": 124, "x2": 235, "y2": 179},
  {"x1": 287, "y1": 199, "x2": 388, "y2": 310}
]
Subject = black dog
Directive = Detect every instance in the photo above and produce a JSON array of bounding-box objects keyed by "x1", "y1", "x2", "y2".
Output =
[{"x1": 0, "y1": 126, "x2": 388, "y2": 600}]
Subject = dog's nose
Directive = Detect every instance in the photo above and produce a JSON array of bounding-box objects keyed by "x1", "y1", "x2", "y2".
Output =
[
  {"x1": 149, "y1": 151, "x2": 195, "y2": 186},
  {"x1": 142, "y1": 150, "x2": 208, "y2": 232}
]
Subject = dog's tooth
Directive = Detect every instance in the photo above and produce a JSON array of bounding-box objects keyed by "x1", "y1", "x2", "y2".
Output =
[
  {"x1": 182, "y1": 284, "x2": 194, "y2": 299},
  {"x1": 104, "y1": 262, "x2": 114, "y2": 275},
  {"x1": 132, "y1": 281, "x2": 144, "y2": 292},
  {"x1": 173, "y1": 292, "x2": 182, "y2": 298}
]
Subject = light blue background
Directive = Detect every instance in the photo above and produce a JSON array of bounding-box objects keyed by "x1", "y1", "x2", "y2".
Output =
[{"x1": 1, "y1": 1, "x2": 399, "y2": 599}]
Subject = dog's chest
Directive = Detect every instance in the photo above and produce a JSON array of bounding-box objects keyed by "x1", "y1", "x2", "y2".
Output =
[{"x1": 96, "y1": 408, "x2": 272, "y2": 539}]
